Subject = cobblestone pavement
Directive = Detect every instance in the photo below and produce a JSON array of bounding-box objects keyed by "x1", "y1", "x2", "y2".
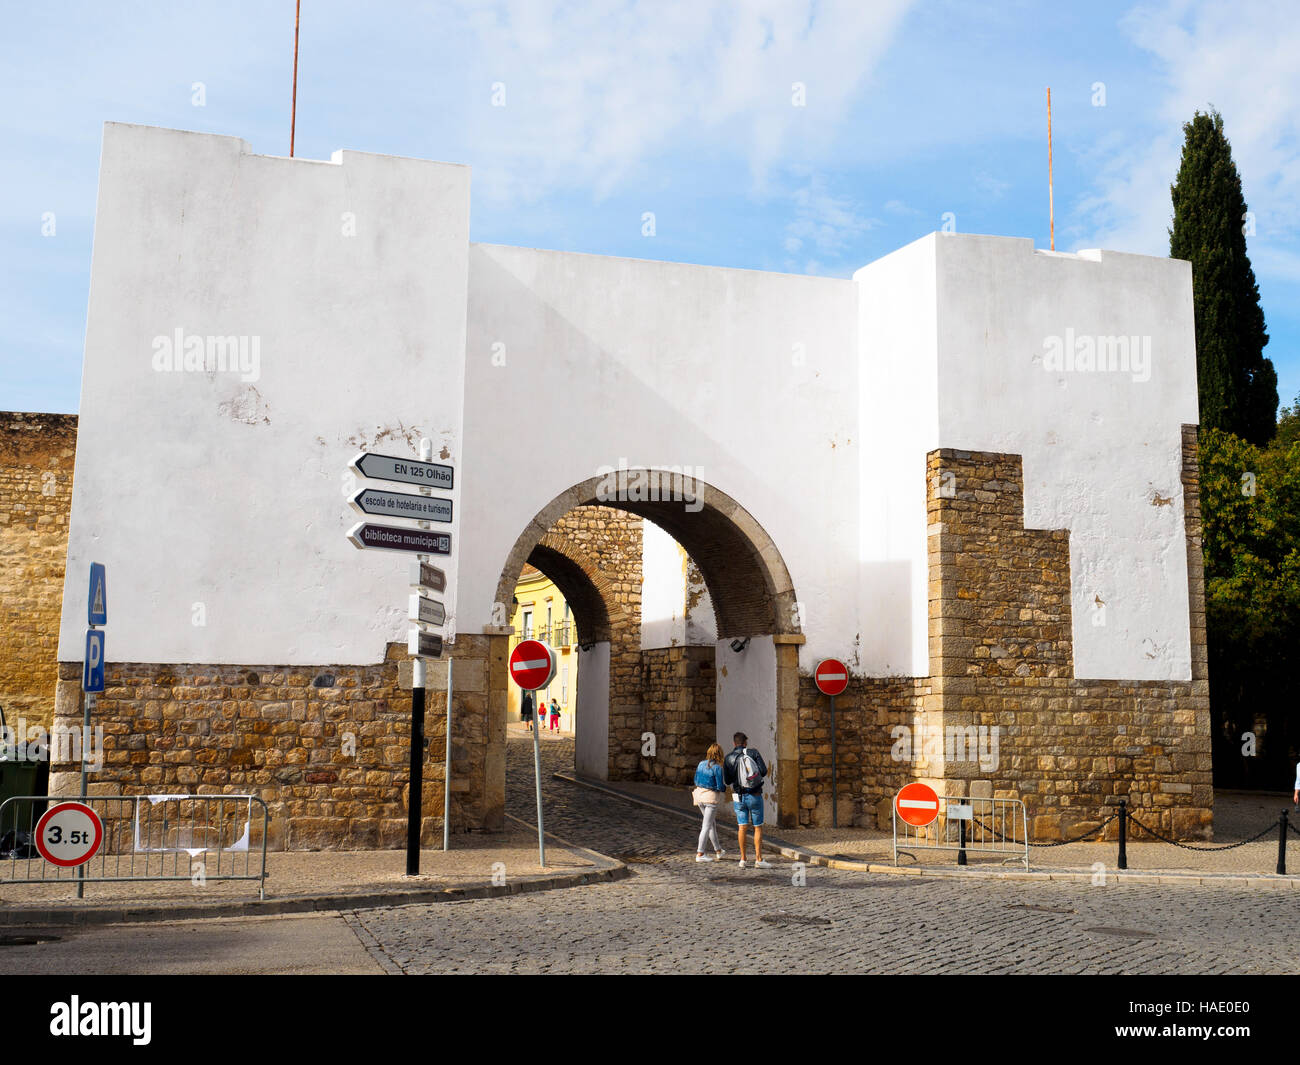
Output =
[{"x1": 348, "y1": 737, "x2": 1297, "y2": 974}]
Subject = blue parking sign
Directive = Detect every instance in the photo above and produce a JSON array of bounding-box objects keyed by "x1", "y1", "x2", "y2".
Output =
[
  {"x1": 83, "y1": 629, "x2": 105, "y2": 693},
  {"x1": 88, "y1": 562, "x2": 107, "y2": 626}
]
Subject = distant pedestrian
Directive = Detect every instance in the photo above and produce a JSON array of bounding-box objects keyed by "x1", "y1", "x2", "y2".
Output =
[
  {"x1": 548, "y1": 698, "x2": 561, "y2": 732},
  {"x1": 691, "y1": 743, "x2": 728, "y2": 862},
  {"x1": 724, "y1": 731, "x2": 772, "y2": 868},
  {"x1": 521, "y1": 689, "x2": 535, "y2": 732},
  {"x1": 1293, "y1": 759, "x2": 1299, "y2": 806}
]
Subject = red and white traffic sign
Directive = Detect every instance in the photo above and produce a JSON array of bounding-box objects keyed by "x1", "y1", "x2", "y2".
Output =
[
  {"x1": 814, "y1": 658, "x2": 849, "y2": 697},
  {"x1": 895, "y1": 782, "x2": 940, "y2": 828},
  {"x1": 509, "y1": 640, "x2": 557, "y2": 691},
  {"x1": 34, "y1": 801, "x2": 103, "y2": 867}
]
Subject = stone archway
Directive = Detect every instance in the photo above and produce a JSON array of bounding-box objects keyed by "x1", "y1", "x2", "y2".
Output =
[{"x1": 487, "y1": 471, "x2": 805, "y2": 826}]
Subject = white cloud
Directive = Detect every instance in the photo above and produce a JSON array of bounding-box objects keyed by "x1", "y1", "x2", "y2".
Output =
[
  {"x1": 450, "y1": 0, "x2": 913, "y2": 204},
  {"x1": 1076, "y1": 0, "x2": 1300, "y2": 263}
]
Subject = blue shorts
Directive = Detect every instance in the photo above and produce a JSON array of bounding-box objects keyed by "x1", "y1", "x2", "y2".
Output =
[{"x1": 734, "y1": 792, "x2": 764, "y2": 826}]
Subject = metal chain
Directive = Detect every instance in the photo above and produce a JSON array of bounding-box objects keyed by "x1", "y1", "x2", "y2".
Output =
[
  {"x1": 1287, "y1": 819, "x2": 1300, "y2": 838},
  {"x1": 1126, "y1": 814, "x2": 1278, "y2": 851},
  {"x1": 972, "y1": 811, "x2": 1118, "y2": 847}
]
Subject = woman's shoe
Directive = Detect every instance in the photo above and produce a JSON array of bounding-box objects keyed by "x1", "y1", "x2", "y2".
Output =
[{"x1": 695, "y1": 853, "x2": 714, "y2": 862}]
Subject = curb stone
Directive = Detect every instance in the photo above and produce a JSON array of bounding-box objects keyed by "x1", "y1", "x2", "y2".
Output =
[
  {"x1": 0, "y1": 819, "x2": 628, "y2": 928},
  {"x1": 553, "y1": 772, "x2": 1300, "y2": 890}
]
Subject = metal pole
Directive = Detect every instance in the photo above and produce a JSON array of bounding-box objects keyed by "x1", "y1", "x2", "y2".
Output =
[
  {"x1": 443, "y1": 659, "x2": 453, "y2": 851},
  {"x1": 1277, "y1": 808, "x2": 1288, "y2": 876},
  {"x1": 829, "y1": 693, "x2": 838, "y2": 830},
  {"x1": 532, "y1": 693, "x2": 546, "y2": 868},
  {"x1": 957, "y1": 811, "x2": 967, "y2": 866},
  {"x1": 1047, "y1": 86, "x2": 1055, "y2": 251},
  {"x1": 406, "y1": 668, "x2": 425, "y2": 876},
  {"x1": 290, "y1": 0, "x2": 301, "y2": 156},
  {"x1": 77, "y1": 690, "x2": 93, "y2": 898},
  {"x1": 1117, "y1": 799, "x2": 1127, "y2": 870}
]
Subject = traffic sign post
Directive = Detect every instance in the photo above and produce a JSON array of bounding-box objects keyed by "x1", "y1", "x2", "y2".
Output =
[
  {"x1": 80, "y1": 563, "x2": 107, "y2": 897},
  {"x1": 814, "y1": 659, "x2": 849, "y2": 828},
  {"x1": 510, "y1": 639, "x2": 557, "y2": 868},
  {"x1": 348, "y1": 440, "x2": 457, "y2": 875}
]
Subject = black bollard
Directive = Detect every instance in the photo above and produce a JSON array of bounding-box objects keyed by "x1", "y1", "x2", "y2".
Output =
[
  {"x1": 1117, "y1": 799, "x2": 1127, "y2": 871},
  {"x1": 1277, "y1": 809, "x2": 1288, "y2": 876},
  {"x1": 957, "y1": 808, "x2": 968, "y2": 866}
]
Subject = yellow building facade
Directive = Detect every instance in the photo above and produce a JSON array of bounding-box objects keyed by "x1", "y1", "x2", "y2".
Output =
[{"x1": 508, "y1": 564, "x2": 577, "y2": 733}]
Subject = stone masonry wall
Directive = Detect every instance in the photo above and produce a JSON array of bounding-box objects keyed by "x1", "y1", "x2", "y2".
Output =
[
  {"x1": 639, "y1": 644, "x2": 716, "y2": 786},
  {"x1": 1, "y1": 412, "x2": 77, "y2": 732},
  {"x1": 51, "y1": 635, "x2": 495, "y2": 850},
  {"x1": 796, "y1": 437, "x2": 1212, "y2": 840}
]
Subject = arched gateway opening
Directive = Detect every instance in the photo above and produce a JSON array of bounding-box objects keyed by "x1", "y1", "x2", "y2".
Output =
[{"x1": 487, "y1": 471, "x2": 805, "y2": 828}]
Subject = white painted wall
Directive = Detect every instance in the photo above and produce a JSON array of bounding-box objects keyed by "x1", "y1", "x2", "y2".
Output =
[
  {"x1": 716, "y1": 636, "x2": 778, "y2": 822},
  {"x1": 574, "y1": 642, "x2": 610, "y2": 779},
  {"x1": 640, "y1": 517, "x2": 716, "y2": 649},
  {"x1": 59, "y1": 125, "x2": 1199, "y2": 687},
  {"x1": 58, "y1": 123, "x2": 469, "y2": 665},
  {"x1": 932, "y1": 236, "x2": 1197, "y2": 680}
]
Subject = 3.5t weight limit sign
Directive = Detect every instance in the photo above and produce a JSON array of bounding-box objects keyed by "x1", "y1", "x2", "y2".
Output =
[{"x1": 34, "y1": 802, "x2": 104, "y2": 867}]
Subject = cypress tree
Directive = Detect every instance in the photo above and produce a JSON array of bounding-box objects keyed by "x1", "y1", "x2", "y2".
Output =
[{"x1": 1169, "y1": 109, "x2": 1276, "y2": 444}]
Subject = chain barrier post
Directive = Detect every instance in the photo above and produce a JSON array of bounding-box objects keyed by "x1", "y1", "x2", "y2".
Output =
[
  {"x1": 957, "y1": 810, "x2": 967, "y2": 866},
  {"x1": 1277, "y1": 808, "x2": 1288, "y2": 875},
  {"x1": 1117, "y1": 799, "x2": 1127, "y2": 870}
]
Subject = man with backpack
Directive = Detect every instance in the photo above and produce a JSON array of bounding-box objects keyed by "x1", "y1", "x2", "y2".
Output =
[{"x1": 724, "y1": 732, "x2": 773, "y2": 869}]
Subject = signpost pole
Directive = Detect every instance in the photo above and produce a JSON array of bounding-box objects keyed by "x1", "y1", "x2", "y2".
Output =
[
  {"x1": 405, "y1": 437, "x2": 436, "y2": 877},
  {"x1": 443, "y1": 660, "x2": 453, "y2": 851},
  {"x1": 830, "y1": 693, "x2": 838, "y2": 830},
  {"x1": 77, "y1": 691, "x2": 92, "y2": 898},
  {"x1": 532, "y1": 702, "x2": 546, "y2": 868}
]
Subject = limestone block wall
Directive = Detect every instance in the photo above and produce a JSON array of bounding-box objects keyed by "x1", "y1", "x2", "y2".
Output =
[
  {"x1": 50, "y1": 635, "x2": 496, "y2": 850},
  {"x1": 0, "y1": 413, "x2": 77, "y2": 732},
  {"x1": 638, "y1": 644, "x2": 717, "y2": 786}
]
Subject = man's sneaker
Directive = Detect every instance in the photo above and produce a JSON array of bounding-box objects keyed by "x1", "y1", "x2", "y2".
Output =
[
  {"x1": 695, "y1": 853, "x2": 714, "y2": 862},
  {"x1": 737, "y1": 859, "x2": 749, "y2": 868},
  {"x1": 753, "y1": 859, "x2": 774, "y2": 869}
]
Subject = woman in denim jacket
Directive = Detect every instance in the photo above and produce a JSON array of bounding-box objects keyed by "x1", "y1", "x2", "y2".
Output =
[{"x1": 692, "y1": 743, "x2": 727, "y2": 862}]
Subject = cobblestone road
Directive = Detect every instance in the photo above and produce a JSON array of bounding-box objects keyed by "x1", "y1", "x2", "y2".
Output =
[{"x1": 349, "y1": 737, "x2": 1297, "y2": 974}]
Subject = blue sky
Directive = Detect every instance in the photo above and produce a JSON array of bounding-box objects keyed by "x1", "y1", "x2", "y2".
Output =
[{"x1": 3, "y1": 0, "x2": 1298, "y2": 416}]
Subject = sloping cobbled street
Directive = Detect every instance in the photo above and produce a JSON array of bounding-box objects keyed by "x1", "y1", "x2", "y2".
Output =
[{"x1": 348, "y1": 736, "x2": 1295, "y2": 974}]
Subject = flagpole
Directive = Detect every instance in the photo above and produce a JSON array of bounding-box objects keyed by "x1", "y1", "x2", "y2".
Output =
[
  {"x1": 290, "y1": 0, "x2": 301, "y2": 157},
  {"x1": 1047, "y1": 86, "x2": 1054, "y2": 251}
]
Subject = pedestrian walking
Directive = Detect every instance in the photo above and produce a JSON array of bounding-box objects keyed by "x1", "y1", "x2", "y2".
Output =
[
  {"x1": 521, "y1": 689, "x2": 535, "y2": 733},
  {"x1": 691, "y1": 742, "x2": 728, "y2": 862},
  {"x1": 723, "y1": 731, "x2": 772, "y2": 868},
  {"x1": 548, "y1": 698, "x2": 561, "y2": 732}
]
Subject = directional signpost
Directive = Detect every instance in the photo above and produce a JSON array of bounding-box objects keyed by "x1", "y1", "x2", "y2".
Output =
[
  {"x1": 346, "y1": 441, "x2": 456, "y2": 873},
  {"x1": 349, "y1": 451, "x2": 454, "y2": 490},
  {"x1": 350, "y1": 487, "x2": 452, "y2": 524},
  {"x1": 79, "y1": 563, "x2": 107, "y2": 898},
  {"x1": 510, "y1": 639, "x2": 558, "y2": 867},
  {"x1": 815, "y1": 658, "x2": 849, "y2": 828}
]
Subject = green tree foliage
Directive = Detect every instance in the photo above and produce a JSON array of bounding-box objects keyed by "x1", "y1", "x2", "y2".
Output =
[
  {"x1": 1170, "y1": 111, "x2": 1277, "y2": 445},
  {"x1": 1200, "y1": 428, "x2": 1300, "y2": 784}
]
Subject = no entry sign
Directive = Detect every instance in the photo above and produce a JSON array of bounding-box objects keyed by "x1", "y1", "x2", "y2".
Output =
[
  {"x1": 34, "y1": 802, "x2": 104, "y2": 867},
  {"x1": 895, "y1": 782, "x2": 941, "y2": 827},
  {"x1": 510, "y1": 640, "x2": 557, "y2": 691},
  {"x1": 814, "y1": 658, "x2": 849, "y2": 696}
]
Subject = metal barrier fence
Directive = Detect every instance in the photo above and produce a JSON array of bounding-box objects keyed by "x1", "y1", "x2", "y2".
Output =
[
  {"x1": 893, "y1": 794, "x2": 1030, "y2": 871},
  {"x1": 0, "y1": 794, "x2": 269, "y2": 899}
]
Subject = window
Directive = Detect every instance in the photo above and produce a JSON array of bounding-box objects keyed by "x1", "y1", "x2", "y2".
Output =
[
  {"x1": 561, "y1": 665, "x2": 569, "y2": 705},
  {"x1": 522, "y1": 610, "x2": 532, "y2": 638}
]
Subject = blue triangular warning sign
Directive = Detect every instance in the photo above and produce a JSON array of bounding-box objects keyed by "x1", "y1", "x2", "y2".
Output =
[{"x1": 88, "y1": 562, "x2": 107, "y2": 625}]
